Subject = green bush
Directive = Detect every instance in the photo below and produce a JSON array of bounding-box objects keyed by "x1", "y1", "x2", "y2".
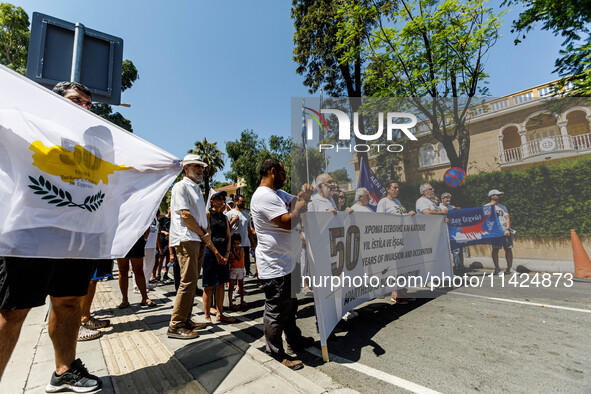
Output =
[{"x1": 396, "y1": 156, "x2": 591, "y2": 237}]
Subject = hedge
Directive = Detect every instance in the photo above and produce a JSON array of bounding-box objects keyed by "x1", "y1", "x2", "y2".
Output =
[{"x1": 396, "y1": 156, "x2": 591, "y2": 237}]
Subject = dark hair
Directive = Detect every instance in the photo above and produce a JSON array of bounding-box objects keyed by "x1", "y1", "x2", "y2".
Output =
[
  {"x1": 259, "y1": 158, "x2": 282, "y2": 178},
  {"x1": 384, "y1": 179, "x2": 400, "y2": 190},
  {"x1": 231, "y1": 233, "x2": 242, "y2": 243},
  {"x1": 52, "y1": 81, "x2": 92, "y2": 98}
]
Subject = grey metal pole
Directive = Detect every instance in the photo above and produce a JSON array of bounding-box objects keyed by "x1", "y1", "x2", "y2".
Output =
[{"x1": 70, "y1": 23, "x2": 85, "y2": 82}]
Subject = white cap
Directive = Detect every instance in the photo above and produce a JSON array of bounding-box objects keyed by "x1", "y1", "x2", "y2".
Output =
[
  {"x1": 488, "y1": 189, "x2": 504, "y2": 197},
  {"x1": 181, "y1": 154, "x2": 207, "y2": 167}
]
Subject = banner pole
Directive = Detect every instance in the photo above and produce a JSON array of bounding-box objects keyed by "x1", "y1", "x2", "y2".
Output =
[{"x1": 321, "y1": 345, "x2": 329, "y2": 362}]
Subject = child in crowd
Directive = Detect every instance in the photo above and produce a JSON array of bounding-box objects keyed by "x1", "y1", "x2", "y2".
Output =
[{"x1": 228, "y1": 233, "x2": 246, "y2": 311}]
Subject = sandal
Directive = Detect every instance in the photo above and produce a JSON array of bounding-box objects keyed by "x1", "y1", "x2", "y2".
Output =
[
  {"x1": 140, "y1": 299, "x2": 157, "y2": 307},
  {"x1": 118, "y1": 301, "x2": 130, "y2": 309},
  {"x1": 78, "y1": 325, "x2": 102, "y2": 341},
  {"x1": 83, "y1": 317, "x2": 110, "y2": 330},
  {"x1": 215, "y1": 315, "x2": 236, "y2": 323}
]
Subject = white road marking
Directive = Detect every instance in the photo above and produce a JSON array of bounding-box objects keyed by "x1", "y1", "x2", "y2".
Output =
[
  {"x1": 306, "y1": 347, "x2": 442, "y2": 394},
  {"x1": 452, "y1": 291, "x2": 591, "y2": 313}
]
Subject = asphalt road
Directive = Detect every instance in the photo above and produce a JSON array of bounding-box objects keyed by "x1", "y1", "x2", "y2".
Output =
[{"x1": 157, "y1": 268, "x2": 591, "y2": 393}]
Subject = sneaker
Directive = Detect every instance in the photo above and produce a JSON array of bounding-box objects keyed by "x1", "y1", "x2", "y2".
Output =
[
  {"x1": 280, "y1": 356, "x2": 304, "y2": 371},
  {"x1": 133, "y1": 287, "x2": 140, "y2": 294},
  {"x1": 493, "y1": 268, "x2": 502, "y2": 275},
  {"x1": 77, "y1": 325, "x2": 101, "y2": 342},
  {"x1": 147, "y1": 283, "x2": 157, "y2": 291},
  {"x1": 342, "y1": 311, "x2": 357, "y2": 321},
  {"x1": 46, "y1": 358, "x2": 102, "y2": 393},
  {"x1": 505, "y1": 268, "x2": 518, "y2": 274}
]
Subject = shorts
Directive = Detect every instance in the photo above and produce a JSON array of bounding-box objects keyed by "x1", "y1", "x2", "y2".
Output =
[
  {"x1": 92, "y1": 259, "x2": 113, "y2": 280},
  {"x1": 229, "y1": 267, "x2": 245, "y2": 281},
  {"x1": 493, "y1": 234, "x2": 514, "y2": 249},
  {"x1": 125, "y1": 237, "x2": 146, "y2": 259},
  {"x1": 0, "y1": 256, "x2": 96, "y2": 310}
]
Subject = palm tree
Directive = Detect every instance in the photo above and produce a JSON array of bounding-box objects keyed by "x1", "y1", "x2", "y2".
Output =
[{"x1": 188, "y1": 138, "x2": 225, "y2": 198}]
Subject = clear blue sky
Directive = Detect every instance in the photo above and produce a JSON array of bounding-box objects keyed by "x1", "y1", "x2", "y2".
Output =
[{"x1": 13, "y1": 0, "x2": 565, "y2": 182}]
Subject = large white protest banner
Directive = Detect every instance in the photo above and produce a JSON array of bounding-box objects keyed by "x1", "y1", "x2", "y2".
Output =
[
  {"x1": 303, "y1": 211, "x2": 452, "y2": 346},
  {"x1": 0, "y1": 65, "x2": 181, "y2": 258}
]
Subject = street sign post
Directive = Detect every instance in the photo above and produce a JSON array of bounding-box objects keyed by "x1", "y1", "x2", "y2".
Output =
[{"x1": 26, "y1": 12, "x2": 124, "y2": 105}]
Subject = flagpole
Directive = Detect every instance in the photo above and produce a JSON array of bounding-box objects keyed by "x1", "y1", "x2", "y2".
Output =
[
  {"x1": 302, "y1": 98, "x2": 310, "y2": 184},
  {"x1": 320, "y1": 90, "x2": 327, "y2": 171}
]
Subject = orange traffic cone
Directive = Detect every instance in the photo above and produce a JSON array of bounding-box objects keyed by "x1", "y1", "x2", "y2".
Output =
[{"x1": 571, "y1": 229, "x2": 591, "y2": 280}]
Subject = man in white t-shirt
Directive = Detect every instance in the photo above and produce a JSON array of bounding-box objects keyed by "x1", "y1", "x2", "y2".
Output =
[
  {"x1": 251, "y1": 158, "x2": 314, "y2": 370},
  {"x1": 167, "y1": 154, "x2": 212, "y2": 340},
  {"x1": 416, "y1": 183, "x2": 448, "y2": 216},
  {"x1": 350, "y1": 188, "x2": 373, "y2": 212},
  {"x1": 485, "y1": 189, "x2": 515, "y2": 275},
  {"x1": 227, "y1": 195, "x2": 256, "y2": 276}
]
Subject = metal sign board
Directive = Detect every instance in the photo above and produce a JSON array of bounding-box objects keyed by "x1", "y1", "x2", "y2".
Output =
[{"x1": 26, "y1": 12, "x2": 123, "y2": 105}]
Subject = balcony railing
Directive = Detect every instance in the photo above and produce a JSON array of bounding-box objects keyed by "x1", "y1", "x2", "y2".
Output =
[{"x1": 500, "y1": 133, "x2": 591, "y2": 164}]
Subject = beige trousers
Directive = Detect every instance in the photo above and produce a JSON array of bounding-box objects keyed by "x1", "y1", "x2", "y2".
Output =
[{"x1": 169, "y1": 241, "x2": 204, "y2": 328}]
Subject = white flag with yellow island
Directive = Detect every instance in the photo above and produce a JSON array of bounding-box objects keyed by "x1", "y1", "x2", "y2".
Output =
[{"x1": 0, "y1": 65, "x2": 182, "y2": 259}]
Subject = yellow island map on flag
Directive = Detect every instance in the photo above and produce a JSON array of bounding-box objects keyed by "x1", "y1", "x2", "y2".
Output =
[{"x1": 0, "y1": 65, "x2": 182, "y2": 259}]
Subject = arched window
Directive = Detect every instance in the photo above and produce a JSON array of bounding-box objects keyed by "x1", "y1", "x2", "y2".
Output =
[
  {"x1": 420, "y1": 144, "x2": 436, "y2": 167},
  {"x1": 437, "y1": 143, "x2": 449, "y2": 164}
]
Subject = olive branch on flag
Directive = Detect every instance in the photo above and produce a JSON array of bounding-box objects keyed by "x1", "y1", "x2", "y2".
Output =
[{"x1": 27, "y1": 175, "x2": 104, "y2": 212}]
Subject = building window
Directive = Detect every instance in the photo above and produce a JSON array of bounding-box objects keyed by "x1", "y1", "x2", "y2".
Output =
[
  {"x1": 420, "y1": 144, "x2": 436, "y2": 167},
  {"x1": 437, "y1": 143, "x2": 449, "y2": 164}
]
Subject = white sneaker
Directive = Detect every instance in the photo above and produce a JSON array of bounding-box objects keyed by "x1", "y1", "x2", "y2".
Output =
[
  {"x1": 147, "y1": 283, "x2": 157, "y2": 291},
  {"x1": 133, "y1": 287, "x2": 140, "y2": 294},
  {"x1": 505, "y1": 268, "x2": 518, "y2": 274},
  {"x1": 343, "y1": 311, "x2": 357, "y2": 321}
]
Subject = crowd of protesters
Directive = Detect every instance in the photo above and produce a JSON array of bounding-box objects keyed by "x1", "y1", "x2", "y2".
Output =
[{"x1": 0, "y1": 79, "x2": 516, "y2": 390}]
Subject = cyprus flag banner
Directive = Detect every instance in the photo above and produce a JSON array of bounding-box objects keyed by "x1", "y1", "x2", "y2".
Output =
[
  {"x1": 303, "y1": 212, "x2": 452, "y2": 346},
  {"x1": 0, "y1": 66, "x2": 182, "y2": 258}
]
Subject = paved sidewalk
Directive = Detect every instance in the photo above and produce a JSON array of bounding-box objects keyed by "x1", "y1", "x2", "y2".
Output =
[{"x1": 0, "y1": 274, "x2": 353, "y2": 394}]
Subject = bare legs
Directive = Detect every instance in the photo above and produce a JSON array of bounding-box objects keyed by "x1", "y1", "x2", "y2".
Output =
[
  {"x1": 80, "y1": 280, "x2": 98, "y2": 323},
  {"x1": 204, "y1": 285, "x2": 227, "y2": 321},
  {"x1": 0, "y1": 308, "x2": 30, "y2": 379},
  {"x1": 117, "y1": 258, "x2": 151, "y2": 304},
  {"x1": 49, "y1": 296, "x2": 82, "y2": 375}
]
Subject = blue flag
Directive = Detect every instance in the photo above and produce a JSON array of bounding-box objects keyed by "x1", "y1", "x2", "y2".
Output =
[
  {"x1": 447, "y1": 206, "x2": 505, "y2": 249},
  {"x1": 356, "y1": 156, "x2": 386, "y2": 212}
]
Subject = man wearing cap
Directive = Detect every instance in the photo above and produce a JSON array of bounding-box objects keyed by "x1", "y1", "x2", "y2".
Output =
[
  {"x1": 167, "y1": 154, "x2": 212, "y2": 339},
  {"x1": 485, "y1": 190, "x2": 515, "y2": 275}
]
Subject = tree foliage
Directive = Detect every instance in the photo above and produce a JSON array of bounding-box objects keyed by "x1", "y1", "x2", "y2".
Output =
[
  {"x1": 505, "y1": 0, "x2": 591, "y2": 96},
  {"x1": 0, "y1": 2, "x2": 29, "y2": 74},
  {"x1": 292, "y1": 0, "x2": 384, "y2": 158},
  {"x1": 226, "y1": 130, "x2": 296, "y2": 200},
  {"x1": 189, "y1": 138, "x2": 225, "y2": 198},
  {"x1": 340, "y1": 0, "x2": 502, "y2": 172}
]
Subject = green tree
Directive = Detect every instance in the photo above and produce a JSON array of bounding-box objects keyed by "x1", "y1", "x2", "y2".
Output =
[
  {"x1": 90, "y1": 59, "x2": 139, "y2": 132},
  {"x1": 0, "y1": 2, "x2": 29, "y2": 74},
  {"x1": 291, "y1": 144, "x2": 326, "y2": 191},
  {"x1": 226, "y1": 130, "x2": 296, "y2": 199},
  {"x1": 329, "y1": 167, "x2": 351, "y2": 185},
  {"x1": 189, "y1": 138, "x2": 225, "y2": 198},
  {"x1": 341, "y1": 0, "x2": 502, "y2": 171},
  {"x1": 505, "y1": 0, "x2": 591, "y2": 95},
  {"x1": 292, "y1": 0, "x2": 383, "y2": 158}
]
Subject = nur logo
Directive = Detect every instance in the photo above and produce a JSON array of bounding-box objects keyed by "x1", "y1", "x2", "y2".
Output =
[{"x1": 304, "y1": 107, "x2": 418, "y2": 153}]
